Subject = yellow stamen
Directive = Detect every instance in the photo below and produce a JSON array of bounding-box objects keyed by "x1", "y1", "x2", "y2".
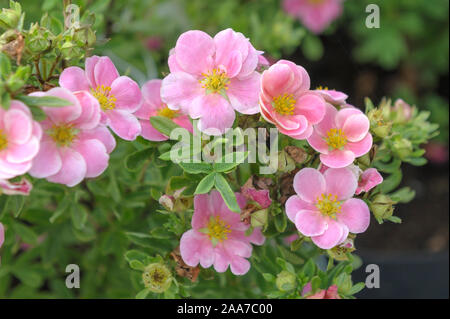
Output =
[
  {"x1": 199, "y1": 68, "x2": 230, "y2": 93},
  {"x1": 316, "y1": 85, "x2": 329, "y2": 90},
  {"x1": 316, "y1": 194, "x2": 342, "y2": 217},
  {"x1": 157, "y1": 106, "x2": 178, "y2": 119},
  {"x1": 325, "y1": 128, "x2": 347, "y2": 149},
  {"x1": 308, "y1": 0, "x2": 326, "y2": 5},
  {"x1": 91, "y1": 85, "x2": 117, "y2": 111},
  {"x1": 207, "y1": 215, "x2": 231, "y2": 243},
  {"x1": 273, "y1": 93, "x2": 296, "y2": 116},
  {"x1": 0, "y1": 129, "x2": 8, "y2": 151},
  {"x1": 48, "y1": 124, "x2": 78, "y2": 147}
]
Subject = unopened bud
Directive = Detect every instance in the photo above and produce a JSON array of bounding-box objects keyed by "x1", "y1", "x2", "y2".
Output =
[
  {"x1": 0, "y1": 1, "x2": 22, "y2": 30},
  {"x1": 370, "y1": 194, "x2": 395, "y2": 221},
  {"x1": 251, "y1": 209, "x2": 268, "y2": 228},
  {"x1": 276, "y1": 270, "x2": 296, "y2": 292},
  {"x1": 60, "y1": 41, "x2": 83, "y2": 61},
  {"x1": 73, "y1": 28, "x2": 96, "y2": 47},
  {"x1": 392, "y1": 137, "x2": 413, "y2": 159},
  {"x1": 277, "y1": 151, "x2": 296, "y2": 173}
]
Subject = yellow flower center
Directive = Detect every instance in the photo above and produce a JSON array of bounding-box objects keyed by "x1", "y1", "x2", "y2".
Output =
[
  {"x1": 157, "y1": 106, "x2": 178, "y2": 119},
  {"x1": 199, "y1": 68, "x2": 230, "y2": 93},
  {"x1": 316, "y1": 85, "x2": 329, "y2": 90},
  {"x1": 316, "y1": 194, "x2": 342, "y2": 217},
  {"x1": 207, "y1": 215, "x2": 231, "y2": 243},
  {"x1": 0, "y1": 129, "x2": 8, "y2": 151},
  {"x1": 273, "y1": 93, "x2": 296, "y2": 116},
  {"x1": 325, "y1": 128, "x2": 347, "y2": 149},
  {"x1": 48, "y1": 124, "x2": 78, "y2": 147},
  {"x1": 308, "y1": 0, "x2": 325, "y2": 5},
  {"x1": 91, "y1": 85, "x2": 117, "y2": 111}
]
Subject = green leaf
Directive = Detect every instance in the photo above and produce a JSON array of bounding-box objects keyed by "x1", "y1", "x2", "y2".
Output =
[
  {"x1": 125, "y1": 147, "x2": 154, "y2": 171},
  {"x1": 71, "y1": 205, "x2": 87, "y2": 230},
  {"x1": 262, "y1": 273, "x2": 275, "y2": 282},
  {"x1": 16, "y1": 95, "x2": 73, "y2": 107},
  {"x1": 179, "y1": 162, "x2": 213, "y2": 174},
  {"x1": 302, "y1": 259, "x2": 316, "y2": 279},
  {"x1": 149, "y1": 116, "x2": 185, "y2": 139},
  {"x1": 213, "y1": 151, "x2": 248, "y2": 172},
  {"x1": 0, "y1": 53, "x2": 12, "y2": 78},
  {"x1": 274, "y1": 211, "x2": 287, "y2": 233},
  {"x1": 136, "y1": 288, "x2": 150, "y2": 299},
  {"x1": 387, "y1": 216, "x2": 402, "y2": 224},
  {"x1": 302, "y1": 34, "x2": 323, "y2": 61},
  {"x1": 214, "y1": 174, "x2": 240, "y2": 213},
  {"x1": 379, "y1": 170, "x2": 402, "y2": 193},
  {"x1": 13, "y1": 223, "x2": 38, "y2": 244},
  {"x1": 390, "y1": 187, "x2": 416, "y2": 203},
  {"x1": 195, "y1": 173, "x2": 216, "y2": 194},
  {"x1": 129, "y1": 260, "x2": 146, "y2": 271},
  {"x1": 347, "y1": 282, "x2": 365, "y2": 295}
]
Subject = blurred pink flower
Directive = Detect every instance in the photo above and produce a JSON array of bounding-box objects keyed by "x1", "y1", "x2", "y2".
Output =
[
  {"x1": 145, "y1": 36, "x2": 163, "y2": 51},
  {"x1": 180, "y1": 190, "x2": 265, "y2": 275},
  {"x1": 307, "y1": 104, "x2": 372, "y2": 168},
  {"x1": 393, "y1": 98, "x2": 413, "y2": 122},
  {"x1": 283, "y1": 0, "x2": 344, "y2": 34},
  {"x1": 0, "y1": 101, "x2": 42, "y2": 180},
  {"x1": 425, "y1": 142, "x2": 449, "y2": 164},
  {"x1": 0, "y1": 178, "x2": 32, "y2": 195},
  {"x1": 29, "y1": 88, "x2": 115, "y2": 187},
  {"x1": 302, "y1": 282, "x2": 341, "y2": 299},
  {"x1": 285, "y1": 167, "x2": 370, "y2": 249},
  {"x1": 134, "y1": 79, "x2": 192, "y2": 141},
  {"x1": 161, "y1": 28, "x2": 263, "y2": 135},
  {"x1": 260, "y1": 60, "x2": 326, "y2": 139},
  {"x1": 59, "y1": 56, "x2": 142, "y2": 141}
]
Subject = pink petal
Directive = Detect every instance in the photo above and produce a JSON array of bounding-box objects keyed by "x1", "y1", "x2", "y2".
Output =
[
  {"x1": 140, "y1": 119, "x2": 168, "y2": 141},
  {"x1": 192, "y1": 193, "x2": 213, "y2": 229},
  {"x1": 77, "y1": 126, "x2": 116, "y2": 154},
  {"x1": 106, "y1": 110, "x2": 141, "y2": 141},
  {"x1": 161, "y1": 72, "x2": 202, "y2": 114},
  {"x1": 356, "y1": 168, "x2": 383, "y2": 195},
  {"x1": 342, "y1": 114, "x2": 370, "y2": 142},
  {"x1": 320, "y1": 149, "x2": 355, "y2": 168},
  {"x1": 174, "y1": 30, "x2": 215, "y2": 76},
  {"x1": 315, "y1": 103, "x2": 338, "y2": 136},
  {"x1": 307, "y1": 130, "x2": 329, "y2": 153},
  {"x1": 72, "y1": 91, "x2": 101, "y2": 130},
  {"x1": 295, "y1": 93, "x2": 326, "y2": 124},
  {"x1": 323, "y1": 167, "x2": 358, "y2": 200},
  {"x1": 4, "y1": 109, "x2": 32, "y2": 144},
  {"x1": 73, "y1": 139, "x2": 109, "y2": 178},
  {"x1": 345, "y1": 133, "x2": 373, "y2": 158},
  {"x1": 214, "y1": 29, "x2": 248, "y2": 76},
  {"x1": 172, "y1": 116, "x2": 193, "y2": 133},
  {"x1": 338, "y1": 198, "x2": 370, "y2": 233},
  {"x1": 261, "y1": 63, "x2": 295, "y2": 98},
  {"x1": 59, "y1": 66, "x2": 90, "y2": 92},
  {"x1": 311, "y1": 218, "x2": 344, "y2": 249},
  {"x1": 110, "y1": 76, "x2": 143, "y2": 113},
  {"x1": 0, "y1": 223, "x2": 4, "y2": 248},
  {"x1": 29, "y1": 141, "x2": 62, "y2": 178},
  {"x1": 46, "y1": 148, "x2": 87, "y2": 187},
  {"x1": 295, "y1": 209, "x2": 328, "y2": 237},
  {"x1": 180, "y1": 230, "x2": 214, "y2": 268},
  {"x1": 293, "y1": 168, "x2": 326, "y2": 203},
  {"x1": 191, "y1": 94, "x2": 235, "y2": 135},
  {"x1": 137, "y1": 79, "x2": 163, "y2": 118},
  {"x1": 335, "y1": 107, "x2": 362, "y2": 128},
  {"x1": 85, "y1": 56, "x2": 100, "y2": 88},
  {"x1": 227, "y1": 72, "x2": 261, "y2": 115},
  {"x1": 285, "y1": 195, "x2": 316, "y2": 222},
  {"x1": 246, "y1": 228, "x2": 265, "y2": 246},
  {"x1": 93, "y1": 56, "x2": 119, "y2": 88},
  {"x1": 6, "y1": 137, "x2": 40, "y2": 164},
  {"x1": 31, "y1": 88, "x2": 82, "y2": 124}
]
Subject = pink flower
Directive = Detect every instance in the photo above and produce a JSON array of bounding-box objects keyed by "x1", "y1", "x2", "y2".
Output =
[
  {"x1": 29, "y1": 88, "x2": 115, "y2": 187},
  {"x1": 241, "y1": 184, "x2": 272, "y2": 209},
  {"x1": 145, "y1": 36, "x2": 163, "y2": 51},
  {"x1": 307, "y1": 104, "x2": 372, "y2": 168},
  {"x1": 260, "y1": 60, "x2": 326, "y2": 139},
  {"x1": 0, "y1": 178, "x2": 32, "y2": 195},
  {"x1": 59, "y1": 56, "x2": 142, "y2": 141},
  {"x1": 393, "y1": 98, "x2": 413, "y2": 122},
  {"x1": 134, "y1": 79, "x2": 193, "y2": 141},
  {"x1": 285, "y1": 167, "x2": 370, "y2": 249},
  {"x1": 0, "y1": 100, "x2": 42, "y2": 180},
  {"x1": 425, "y1": 142, "x2": 449, "y2": 164},
  {"x1": 283, "y1": 0, "x2": 343, "y2": 34},
  {"x1": 0, "y1": 222, "x2": 4, "y2": 249},
  {"x1": 180, "y1": 190, "x2": 265, "y2": 275},
  {"x1": 302, "y1": 282, "x2": 341, "y2": 299},
  {"x1": 161, "y1": 28, "x2": 263, "y2": 135},
  {"x1": 315, "y1": 87, "x2": 348, "y2": 105},
  {"x1": 356, "y1": 168, "x2": 383, "y2": 195}
]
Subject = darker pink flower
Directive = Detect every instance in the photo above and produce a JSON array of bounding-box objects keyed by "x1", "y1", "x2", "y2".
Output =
[
  {"x1": 302, "y1": 282, "x2": 341, "y2": 299},
  {"x1": 0, "y1": 100, "x2": 42, "y2": 180},
  {"x1": 307, "y1": 104, "x2": 372, "y2": 168},
  {"x1": 29, "y1": 88, "x2": 115, "y2": 187},
  {"x1": 356, "y1": 168, "x2": 383, "y2": 195},
  {"x1": 134, "y1": 79, "x2": 193, "y2": 141},
  {"x1": 285, "y1": 167, "x2": 370, "y2": 249},
  {"x1": 241, "y1": 184, "x2": 272, "y2": 209},
  {"x1": 161, "y1": 28, "x2": 263, "y2": 135},
  {"x1": 180, "y1": 190, "x2": 265, "y2": 275},
  {"x1": 283, "y1": 0, "x2": 343, "y2": 34},
  {"x1": 0, "y1": 178, "x2": 32, "y2": 195},
  {"x1": 315, "y1": 88, "x2": 348, "y2": 106},
  {"x1": 59, "y1": 56, "x2": 142, "y2": 141},
  {"x1": 260, "y1": 60, "x2": 326, "y2": 140}
]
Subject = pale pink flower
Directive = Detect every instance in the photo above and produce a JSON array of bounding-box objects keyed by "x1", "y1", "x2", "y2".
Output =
[
  {"x1": 393, "y1": 98, "x2": 413, "y2": 122},
  {"x1": 315, "y1": 88, "x2": 348, "y2": 106},
  {"x1": 161, "y1": 28, "x2": 263, "y2": 135},
  {"x1": 285, "y1": 167, "x2": 370, "y2": 249},
  {"x1": 0, "y1": 100, "x2": 42, "y2": 180},
  {"x1": 180, "y1": 190, "x2": 265, "y2": 275},
  {"x1": 0, "y1": 222, "x2": 4, "y2": 249},
  {"x1": 0, "y1": 178, "x2": 32, "y2": 195},
  {"x1": 29, "y1": 88, "x2": 115, "y2": 187},
  {"x1": 59, "y1": 56, "x2": 142, "y2": 141},
  {"x1": 356, "y1": 168, "x2": 383, "y2": 195},
  {"x1": 283, "y1": 0, "x2": 344, "y2": 34},
  {"x1": 260, "y1": 60, "x2": 326, "y2": 139},
  {"x1": 302, "y1": 282, "x2": 341, "y2": 299},
  {"x1": 134, "y1": 79, "x2": 192, "y2": 141},
  {"x1": 307, "y1": 104, "x2": 373, "y2": 168}
]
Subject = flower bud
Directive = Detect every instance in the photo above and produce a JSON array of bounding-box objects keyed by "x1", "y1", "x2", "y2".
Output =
[
  {"x1": 73, "y1": 27, "x2": 96, "y2": 47},
  {"x1": 142, "y1": 263, "x2": 172, "y2": 293},
  {"x1": 392, "y1": 99, "x2": 413, "y2": 123},
  {"x1": 368, "y1": 108, "x2": 392, "y2": 138},
  {"x1": 60, "y1": 41, "x2": 83, "y2": 61},
  {"x1": 370, "y1": 194, "x2": 395, "y2": 221},
  {"x1": 0, "y1": 2, "x2": 22, "y2": 30},
  {"x1": 251, "y1": 209, "x2": 268, "y2": 228},
  {"x1": 26, "y1": 25, "x2": 51, "y2": 53},
  {"x1": 0, "y1": 178, "x2": 32, "y2": 195},
  {"x1": 392, "y1": 137, "x2": 413, "y2": 159},
  {"x1": 327, "y1": 238, "x2": 355, "y2": 261},
  {"x1": 276, "y1": 270, "x2": 296, "y2": 292},
  {"x1": 277, "y1": 151, "x2": 296, "y2": 173}
]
